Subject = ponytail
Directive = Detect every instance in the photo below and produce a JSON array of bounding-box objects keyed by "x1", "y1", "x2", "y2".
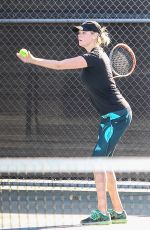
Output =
[{"x1": 97, "y1": 27, "x2": 111, "y2": 47}]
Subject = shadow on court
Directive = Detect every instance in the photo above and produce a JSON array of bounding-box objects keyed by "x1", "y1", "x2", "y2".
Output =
[{"x1": 2, "y1": 225, "x2": 80, "y2": 230}]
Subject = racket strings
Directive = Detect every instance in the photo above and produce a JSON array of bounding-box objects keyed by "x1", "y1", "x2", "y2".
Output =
[{"x1": 111, "y1": 47, "x2": 133, "y2": 75}]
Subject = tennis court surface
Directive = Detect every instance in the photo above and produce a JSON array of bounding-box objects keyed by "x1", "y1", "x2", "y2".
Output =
[
  {"x1": 0, "y1": 157, "x2": 150, "y2": 230},
  {"x1": 1, "y1": 215, "x2": 150, "y2": 230}
]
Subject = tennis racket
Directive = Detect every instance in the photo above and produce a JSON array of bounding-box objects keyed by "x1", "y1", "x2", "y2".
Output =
[{"x1": 109, "y1": 43, "x2": 136, "y2": 78}]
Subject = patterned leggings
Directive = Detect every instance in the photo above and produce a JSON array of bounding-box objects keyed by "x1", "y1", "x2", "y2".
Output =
[{"x1": 92, "y1": 108, "x2": 132, "y2": 157}]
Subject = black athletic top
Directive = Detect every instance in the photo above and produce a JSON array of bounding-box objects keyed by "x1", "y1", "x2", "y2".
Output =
[{"x1": 81, "y1": 47, "x2": 130, "y2": 115}]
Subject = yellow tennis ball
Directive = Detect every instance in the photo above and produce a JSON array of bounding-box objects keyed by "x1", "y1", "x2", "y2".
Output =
[{"x1": 19, "y1": 48, "x2": 28, "y2": 58}]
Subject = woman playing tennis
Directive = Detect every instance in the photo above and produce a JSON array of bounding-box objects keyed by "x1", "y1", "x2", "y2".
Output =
[{"x1": 17, "y1": 21, "x2": 132, "y2": 225}]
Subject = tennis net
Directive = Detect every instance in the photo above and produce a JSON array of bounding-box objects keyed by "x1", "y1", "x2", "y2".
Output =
[{"x1": 0, "y1": 157, "x2": 150, "y2": 229}]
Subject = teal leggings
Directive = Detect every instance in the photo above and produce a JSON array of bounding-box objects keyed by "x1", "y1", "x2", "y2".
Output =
[{"x1": 92, "y1": 108, "x2": 132, "y2": 157}]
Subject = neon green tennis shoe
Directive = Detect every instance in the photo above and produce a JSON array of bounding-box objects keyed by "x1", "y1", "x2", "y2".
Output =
[
  {"x1": 81, "y1": 209, "x2": 112, "y2": 225},
  {"x1": 109, "y1": 209, "x2": 127, "y2": 224}
]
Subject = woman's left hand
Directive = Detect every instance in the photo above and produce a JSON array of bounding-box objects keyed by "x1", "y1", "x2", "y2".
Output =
[{"x1": 16, "y1": 50, "x2": 34, "y2": 64}]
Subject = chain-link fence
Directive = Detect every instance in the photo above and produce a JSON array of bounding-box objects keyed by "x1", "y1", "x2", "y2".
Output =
[
  {"x1": 1, "y1": 0, "x2": 150, "y2": 19},
  {"x1": 0, "y1": 1, "x2": 150, "y2": 163}
]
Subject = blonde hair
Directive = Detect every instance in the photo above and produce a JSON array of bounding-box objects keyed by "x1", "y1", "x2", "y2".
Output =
[{"x1": 97, "y1": 27, "x2": 111, "y2": 47}]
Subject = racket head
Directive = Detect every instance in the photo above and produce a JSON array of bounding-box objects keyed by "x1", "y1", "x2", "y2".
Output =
[{"x1": 109, "y1": 43, "x2": 136, "y2": 78}]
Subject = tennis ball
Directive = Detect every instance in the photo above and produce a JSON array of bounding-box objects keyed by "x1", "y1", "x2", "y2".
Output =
[{"x1": 19, "y1": 48, "x2": 28, "y2": 58}]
